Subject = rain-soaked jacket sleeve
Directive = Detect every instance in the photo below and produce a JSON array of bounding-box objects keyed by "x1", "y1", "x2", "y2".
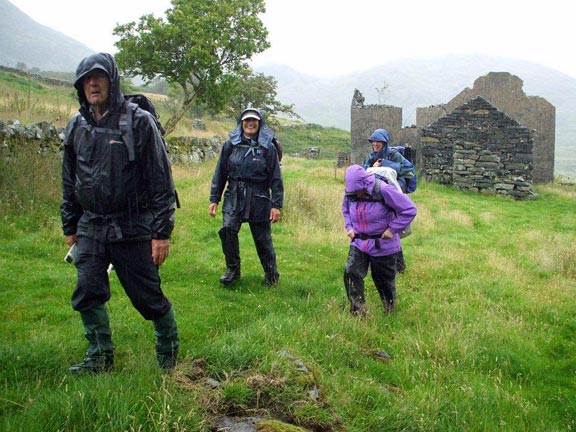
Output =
[
  {"x1": 268, "y1": 145, "x2": 284, "y2": 209},
  {"x1": 137, "y1": 114, "x2": 175, "y2": 239},
  {"x1": 209, "y1": 141, "x2": 232, "y2": 204},
  {"x1": 60, "y1": 118, "x2": 83, "y2": 236}
]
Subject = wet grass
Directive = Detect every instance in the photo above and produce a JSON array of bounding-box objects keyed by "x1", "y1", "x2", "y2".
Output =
[{"x1": 1, "y1": 150, "x2": 576, "y2": 431}]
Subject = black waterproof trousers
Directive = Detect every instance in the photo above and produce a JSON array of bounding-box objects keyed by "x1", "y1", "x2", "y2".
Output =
[
  {"x1": 343, "y1": 246, "x2": 398, "y2": 312},
  {"x1": 219, "y1": 212, "x2": 278, "y2": 277},
  {"x1": 72, "y1": 235, "x2": 172, "y2": 320}
]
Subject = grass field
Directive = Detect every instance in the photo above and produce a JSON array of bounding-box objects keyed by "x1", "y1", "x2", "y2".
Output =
[{"x1": 1, "y1": 148, "x2": 575, "y2": 431}]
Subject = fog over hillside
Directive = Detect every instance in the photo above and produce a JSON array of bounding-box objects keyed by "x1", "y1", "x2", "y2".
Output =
[
  {"x1": 1, "y1": 0, "x2": 574, "y2": 176},
  {"x1": 0, "y1": 0, "x2": 93, "y2": 71},
  {"x1": 256, "y1": 56, "x2": 576, "y2": 177}
]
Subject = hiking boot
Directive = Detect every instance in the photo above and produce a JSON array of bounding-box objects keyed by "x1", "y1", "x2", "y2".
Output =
[
  {"x1": 154, "y1": 307, "x2": 179, "y2": 372},
  {"x1": 220, "y1": 268, "x2": 240, "y2": 285},
  {"x1": 157, "y1": 348, "x2": 179, "y2": 372},
  {"x1": 383, "y1": 299, "x2": 396, "y2": 314},
  {"x1": 69, "y1": 354, "x2": 114, "y2": 374},
  {"x1": 350, "y1": 303, "x2": 368, "y2": 317},
  {"x1": 263, "y1": 272, "x2": 280, "y2": 286}
]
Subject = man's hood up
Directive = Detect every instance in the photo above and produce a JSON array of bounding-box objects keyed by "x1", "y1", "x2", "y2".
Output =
[{"x1": 74, "y1": 53, "x2": 125, "y2": 117}]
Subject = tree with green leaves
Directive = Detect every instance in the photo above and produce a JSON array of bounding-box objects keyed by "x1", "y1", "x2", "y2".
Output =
[
  {"x1": 114, "y1": 0, "x2": 270, "y2": 136},
  {"x1": 225, "y1": 69, "x2": 301, "y2": 126}
]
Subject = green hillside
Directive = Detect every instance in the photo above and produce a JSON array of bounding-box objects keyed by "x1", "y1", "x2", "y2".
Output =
[{"x1": 1, "y1": 67, "x2": 575, "y2": 431}]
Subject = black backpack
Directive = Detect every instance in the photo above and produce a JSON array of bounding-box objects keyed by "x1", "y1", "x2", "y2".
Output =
[{"x1": 272, "y1": 137, "x2": 282, "y2": 162}]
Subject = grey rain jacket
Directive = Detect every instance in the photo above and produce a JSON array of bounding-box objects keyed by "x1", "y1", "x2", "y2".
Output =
[
  {"x1": 209, "y1": 108, "x2": 284, "y2": 222},
  {"x1": 61, "y1": 52, "x2": 176, "y2": 241}
]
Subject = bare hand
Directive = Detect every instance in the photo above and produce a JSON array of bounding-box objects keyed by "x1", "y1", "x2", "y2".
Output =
[
  {"x1": 65, "y1": 234, "x2": 77, "y2": 247},
  {"x1": 208, "y1": 202, "x2": 218, "y2": 218},
  {"x1": 270, "y1": 207, "x2": 281, "y2": 223},
  {"x1": 381, "y1": 228, "x2": 393, "y2": 239},
  {"x1": 347, "y1": 229, "x2": 355, "y2": 239},
  {"x1": 152, "y1": 239, "x2": 170, "y2": 266}
]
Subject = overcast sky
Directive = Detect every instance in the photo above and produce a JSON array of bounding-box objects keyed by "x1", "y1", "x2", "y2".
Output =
[{"x1": 9, "y1": 0, "x2": 576, "y2": 79}]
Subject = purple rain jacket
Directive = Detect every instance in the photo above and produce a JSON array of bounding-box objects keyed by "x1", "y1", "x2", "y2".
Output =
[{"x1": 342, "y1": 165, "x2": 417, "y2": 257}]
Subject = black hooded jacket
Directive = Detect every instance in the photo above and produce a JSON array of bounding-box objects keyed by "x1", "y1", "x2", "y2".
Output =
[
  {"x1": 209, "y1": 108, "x2": 283, "y2": 221},
  {"x1": 61, "y1": 53, "x2": 175, "y2": 240}
]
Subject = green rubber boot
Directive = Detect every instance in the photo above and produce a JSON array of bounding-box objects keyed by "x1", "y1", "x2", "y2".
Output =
[
  {"x1": 153, "y1": 307, "x2": 179, "y2": 371},
  {"x1": 69, "y1": 304, "x2": 115, "y2": 374}
]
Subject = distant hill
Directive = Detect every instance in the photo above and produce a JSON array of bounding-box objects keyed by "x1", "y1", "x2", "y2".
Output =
[
  {"x1": 0, "y1": 0, "x2": 573, "y2": 176},
  {"x1": 255, "y1": 55, "x2": 576, "y2": 177},
  {"x1": 0, "y1": 0, "x2": 94, "y2": 72}
]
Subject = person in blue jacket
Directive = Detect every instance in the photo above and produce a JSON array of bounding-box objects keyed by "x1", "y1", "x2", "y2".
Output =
[
  {"x1": 362, "y1": 128, "x2": 417, "y2": 194},
  {"x1": 209, "y1": 108, "x2": 284, "y2": 286},
  {"x1": 362, "y1": 128, "x2": 417, "y2": 273},
  {"x1": 342, "y1": 165, "x2": 417, "y2": 315}
]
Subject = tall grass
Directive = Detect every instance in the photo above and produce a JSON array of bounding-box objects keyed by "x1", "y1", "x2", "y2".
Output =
[{"x1": 1, "y1": 148, "x2": 575, "y2": 431}]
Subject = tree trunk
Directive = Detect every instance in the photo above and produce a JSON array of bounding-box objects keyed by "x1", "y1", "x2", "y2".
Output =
[{"x1": 162, "y1": 97, "x2": 196, "y2": 137}]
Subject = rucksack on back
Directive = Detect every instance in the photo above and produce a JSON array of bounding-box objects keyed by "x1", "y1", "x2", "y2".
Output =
[
  {"x1": 272, "y1": 137, "x2": 283, "y2": 162},
  {"x1": 121, "y1": 94, "x2": 180, "y2": 208},
  {"x1": 389, "y1": 146, "x2": 417, "y2": 194}
]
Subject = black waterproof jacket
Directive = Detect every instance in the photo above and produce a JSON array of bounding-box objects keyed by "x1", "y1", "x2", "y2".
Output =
[
  {"x1": 61, "y1": 53, "x2": 175, "y2": 241},
  {"x1": 209, "y1": 108, "x2": 283, "y2": 222}
]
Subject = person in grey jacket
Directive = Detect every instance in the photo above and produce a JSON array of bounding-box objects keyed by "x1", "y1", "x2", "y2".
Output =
[
  {"x1": 209, "y1": 108, "x2": 284, "y2": 286},
  {"x1": 61, "y1": 53, "x2": 179, "y2": 373},
  {"x1": 342, "y1": 165, "x2": 417, "y2": 315}
]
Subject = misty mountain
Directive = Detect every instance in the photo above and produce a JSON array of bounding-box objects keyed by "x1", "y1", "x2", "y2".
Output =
[
  {"x1": 1, "y1": 0, "x2": 573, "y2": 175},
  {"x1": 0, "y1": 0, "x2": 94, "y2": 72},
  {"x1": 255, "y1": 55, "x2": 576, "y2": 134}
]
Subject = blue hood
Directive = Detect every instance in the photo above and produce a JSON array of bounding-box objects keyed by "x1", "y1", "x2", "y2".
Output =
[{"x1": 368, "y1": 129, "x2": 390, "y2": 144}]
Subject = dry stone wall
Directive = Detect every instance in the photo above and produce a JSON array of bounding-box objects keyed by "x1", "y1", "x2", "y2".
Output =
[
  {"x1": 421, "y1": 96, "x2": 535, "y2": 199},
  {"x1": 417, "y1": 72, "x2": 554, "y2": 183},
  {"x1": 0, "y1": 119, "x2": 220, "y2": 164}
]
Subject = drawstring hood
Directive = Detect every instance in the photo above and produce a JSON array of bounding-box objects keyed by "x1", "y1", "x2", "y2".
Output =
[
  {"x1": 345, "y1": 165, "x2": 376, "y2": 195},
  {"x1": 73, "y1": 52, "x2": 125, "y2": 124},
  {"x1": 229, "y1": 108, "x2": 275, "y2": 149}
]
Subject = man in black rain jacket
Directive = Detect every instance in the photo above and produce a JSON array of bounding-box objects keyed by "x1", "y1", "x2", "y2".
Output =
[{"x1": 61, "y1": 53, "x2": 179, "y2": 373}]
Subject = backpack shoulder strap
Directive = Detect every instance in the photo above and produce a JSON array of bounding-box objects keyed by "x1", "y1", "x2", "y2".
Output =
[{"x1": 119, "y1": 101, "x2": 137, "y2": 162}]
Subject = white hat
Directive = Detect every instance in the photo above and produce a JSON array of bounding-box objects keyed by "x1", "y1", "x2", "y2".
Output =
[{"x1": 241, "y1": 110, "x2": 260, "y2": 121}]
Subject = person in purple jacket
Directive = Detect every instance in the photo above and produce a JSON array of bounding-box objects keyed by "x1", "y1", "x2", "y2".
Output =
[{"x1": 342, "y1": 165, "x2": 417, "y2": 315}]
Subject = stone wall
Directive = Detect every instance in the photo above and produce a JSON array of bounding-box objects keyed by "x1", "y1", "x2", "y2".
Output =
[
  {"x1": 0, "y1": 65, "x2": 71, "y2": 88},
  {"x1": 417, "y1": 72, "x2": 554, "y2": 183},
  {"x1": 0, "y1": 119, "x2": 220, "y2": 164},
  {"x1": 421, "y1": 96, "x2": 535, "y2": 199}
]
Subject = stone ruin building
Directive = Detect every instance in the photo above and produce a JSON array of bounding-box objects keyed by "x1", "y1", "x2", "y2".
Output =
[
  {"x1": 350, "y1": 72, "x2": 555, "y2": 194},
  {"x1": 421, "y1": 96, "x2": 534, "y2": 199}
]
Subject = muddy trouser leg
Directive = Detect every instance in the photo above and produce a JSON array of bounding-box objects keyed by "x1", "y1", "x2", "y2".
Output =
[
  {"x1": 219, "y1": 214, "x2": 242, "y2": 279},
  {"x1": 249, "y1": 221, "x2": 279, "y2": 285},
  {"x1": 371, "y1": 252, "x2": 398, "y2": 313},
  {"x1": 396, "y1": 248, "x2": 406, "y2": 273},
  {"x1": 343, "y1": 246, "x2": 370, "y2": 314}
]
